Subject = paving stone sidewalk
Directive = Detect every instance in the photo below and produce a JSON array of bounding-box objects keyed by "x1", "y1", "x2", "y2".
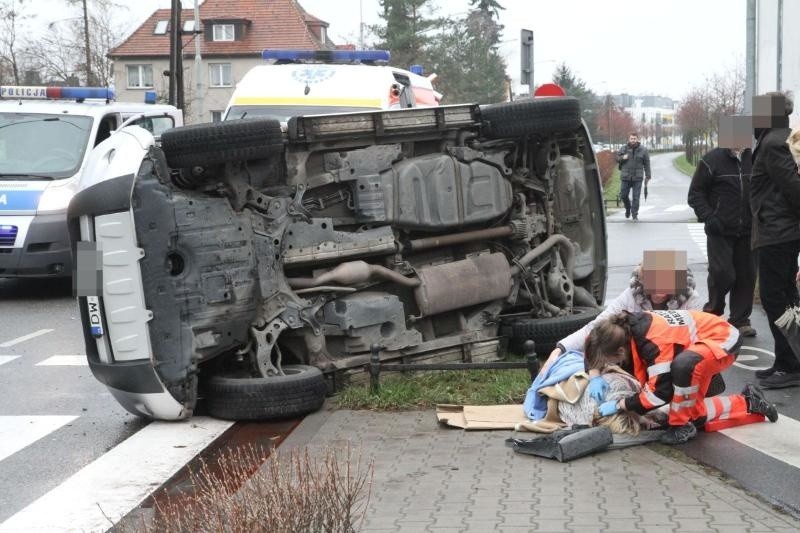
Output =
[{"x1": 281, "y1": 407, "x2": 800, "y2": 533}]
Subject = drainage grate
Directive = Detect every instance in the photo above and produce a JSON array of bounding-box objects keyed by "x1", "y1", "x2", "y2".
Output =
[{"x1": 0, "y1": 225, "x2": 18, "y2": 247}]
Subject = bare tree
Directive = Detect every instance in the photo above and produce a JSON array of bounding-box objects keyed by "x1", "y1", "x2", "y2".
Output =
[
  {"x1": 0, "y1": 0, "x2": 32, "y2": 85},
  {"x1": 26, "y1": 0, "x2": 126, "y2": 86}
]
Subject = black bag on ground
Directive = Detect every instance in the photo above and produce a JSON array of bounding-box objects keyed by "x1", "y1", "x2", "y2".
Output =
[
  {"x1": 505, "y1": 425, "x2": 613, "y2": 462},
  {"x1": 775, "y1": 306, "x2": 800, "y2": 362}
]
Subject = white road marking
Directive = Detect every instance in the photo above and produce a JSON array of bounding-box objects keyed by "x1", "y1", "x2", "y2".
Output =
[
  {"x1": 0, "y1": 416, "x2": 78, "y2": 463},
  {"x1": 0, "y1": 329, "x2": 54, "y2": 348},
  {"x1": 734, "y1": 345, "x2": 774, "y2": 370},
  {"x1": 638, "y1": 205, "x2": 655, "y2": 212},
  {"x1": 665, "y1": 204, "x2": 691, "y2": 212},
  {"x1": 0, "y1": 356, "x2": 20, "y2": 367},
  {"x1": 721, "y1": 416, "x2": 800, "y2": 470},
  {"x1": 687, "y1": 223, "x2": 707, "y2": 260},
  {"x1": 36, "y1": 356, "x2": 88, "y2": 366},
  {"x1": 0, "y1": 417, "x2": 234, "y2": 532}
]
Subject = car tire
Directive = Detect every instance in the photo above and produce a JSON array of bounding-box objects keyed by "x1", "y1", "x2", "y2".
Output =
[
  {"x1": 502, "y1": 306, "x2": 602, "y2": 357},
  {"x1": 480, "y1": 97, "x2": 582, "y2": 139},
  {"x1": 205, "y1": 364, "x2": 327, "y2": 421},
  {"x1": 161, "y1": 118, "x2": 284, "y2": 169}
]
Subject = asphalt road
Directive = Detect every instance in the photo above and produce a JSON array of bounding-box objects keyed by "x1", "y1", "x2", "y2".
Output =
[{"x1": 0, "y1": 152, "x2": 799, "y2": 527}]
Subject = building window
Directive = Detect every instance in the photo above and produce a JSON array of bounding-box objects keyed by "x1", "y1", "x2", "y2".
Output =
[
  {"x1": 154, "y1": 20, "x2": 168, "y2": 35},
  {"x1": 320, "y1": 26, "x2": 326, "y2": 42},
  {"x1": 183, "y1": 20, "x2": 196, "y2": 33},
  {"x1": 212, "y1": 24, "x2": 234, "y2": 41},
  {"x1": 211, "y1": 111, "x2": 223, "y2": 122},
  {"x1": 127, "y1": 64, "x2": 153, "y2": 88},
  {"x1": 209, "y1": 63, "x2": 232, "y2": 87}
]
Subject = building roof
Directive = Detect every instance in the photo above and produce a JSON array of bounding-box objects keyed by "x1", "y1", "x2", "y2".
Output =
[{"x1": 109, "y1": 0, "x2": 332, "y2": 58}]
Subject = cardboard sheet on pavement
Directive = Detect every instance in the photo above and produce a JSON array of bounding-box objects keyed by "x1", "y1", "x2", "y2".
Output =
[{"x1": 436, "y1": 404, "x2": 528, "y2": 430}]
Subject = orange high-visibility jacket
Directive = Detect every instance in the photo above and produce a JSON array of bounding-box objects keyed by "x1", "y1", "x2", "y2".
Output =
[{"x1": 623, "y1": 310, "x2": 740, "y2": 414}]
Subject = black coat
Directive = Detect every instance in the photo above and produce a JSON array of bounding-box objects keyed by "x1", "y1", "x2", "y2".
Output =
[
  {"x1": 750, "y1": 127, "x2": 800, "y2": 249},
  {"x1": 688, "y1": 148, "x2": 752, "y2": 237}
]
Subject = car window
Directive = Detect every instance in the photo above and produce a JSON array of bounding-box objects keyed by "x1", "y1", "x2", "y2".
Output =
[
  {"x1": 0, "y1": 112, "x2": 93, "y2": 178},
  {"x1": 128, "y1": 115, "x2": 175, "y2": 137}
]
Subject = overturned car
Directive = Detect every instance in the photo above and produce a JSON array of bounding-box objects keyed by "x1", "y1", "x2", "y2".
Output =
[{"x1": 69, "y1": 97, "x2": 607, "y2": 421}]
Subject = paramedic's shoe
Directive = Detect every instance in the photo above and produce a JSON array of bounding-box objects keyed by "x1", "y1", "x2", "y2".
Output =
[
  {"x1": 625, "y1": 208, "x2": 631, "y2": 219},
  {"x1": 660, "y1": 423, "x2": 697, "y2": 445},
  {"x1": 759, "y1": 371, "x2": 800, "y2": 390},
  {"x1": 737, "y1": 325, "x2": 757, "y2": 337},
  {"x1": 742, "y1": 384, "x2": 779, "y2": 422}
]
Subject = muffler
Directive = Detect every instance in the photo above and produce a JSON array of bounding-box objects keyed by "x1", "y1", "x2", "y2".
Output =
[{"x1": 414, "y1": 253, "x2": 512, "y2": 316}]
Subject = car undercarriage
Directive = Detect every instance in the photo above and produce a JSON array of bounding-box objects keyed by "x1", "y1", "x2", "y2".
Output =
[{"x1": 70, "y1": 97, "x2": 607, "y2": 420}]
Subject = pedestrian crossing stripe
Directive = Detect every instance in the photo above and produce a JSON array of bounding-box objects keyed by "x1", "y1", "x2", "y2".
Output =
[
  {"x1": 0, "y1": 416, "x2": 78, "y2": 463},
  {"x1": 0, "y1": 417, "x2": 233, "y2": 532},
  {"x1": 36, "y1": 356, "x2": 88, "y2": 366},
  {"x1": 0, "y1": 356, "x2": 19, "y2": 366},
  {"x1": 665, "y1": 204, "x2": 692, "y2": 212},
  {"x1": 0, "y1": 329, "x2": 53, "y2": 348}
]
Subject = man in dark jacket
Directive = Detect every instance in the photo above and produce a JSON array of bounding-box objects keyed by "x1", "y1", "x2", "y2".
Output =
[
  {"x1": 616, "y1": 132, "x2": 651, "y2": 221},
  {"x1": 750, "y1": 92, "x2": 800, "y2": 389},
  {"x1": 688, "y1": 146, "x2": 756, "y2": 337}
]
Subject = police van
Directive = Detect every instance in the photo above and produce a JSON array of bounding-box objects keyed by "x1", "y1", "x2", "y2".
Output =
[
  {"x1": 0, "y1": 86, "x2": 182, "y2": 277},
  {"x1": 224, "y1": 49, "x2": 440, "y2": 123}
]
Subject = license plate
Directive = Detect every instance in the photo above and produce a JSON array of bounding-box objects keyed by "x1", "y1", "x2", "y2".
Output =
[{"x1": 86, "y1": 296, "x2": 104, "y2": 338}]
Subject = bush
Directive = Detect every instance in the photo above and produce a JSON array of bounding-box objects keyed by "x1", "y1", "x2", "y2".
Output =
[
  {"x1": 595, "y1": 150, "x2": 617, "y2": 187},
  {"x1": 127, "y1": 444, "x2": 374, "y2": 533}
]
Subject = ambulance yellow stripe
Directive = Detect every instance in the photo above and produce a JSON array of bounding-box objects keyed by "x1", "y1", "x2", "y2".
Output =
[{"x1": 232, "y1": 96, "x2": 383, "y2": 107}]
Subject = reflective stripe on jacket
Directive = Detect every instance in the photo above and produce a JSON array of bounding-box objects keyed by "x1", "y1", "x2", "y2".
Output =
[{"x1": 624, "y1": 310, "x2": 740, "y2": 414}]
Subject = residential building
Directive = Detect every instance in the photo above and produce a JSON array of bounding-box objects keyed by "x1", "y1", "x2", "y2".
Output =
[
  {"x1": 109, "y1": 0, "x2": 335, "y2": 124},
  {"x1": 612, "y1": 94, "x2": 680, "y2": 149}
]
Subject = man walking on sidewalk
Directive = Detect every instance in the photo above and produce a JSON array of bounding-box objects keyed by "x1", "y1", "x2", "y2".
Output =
[
  {"x1": 750, "y1": 93, "x2": 800, "y2": 389},
  {"x1": 616, "y1": 132, "x2": 651, "y2": 221},
  {"x1": 688, "y1": 125, "x2": 757, "y2": 338}
]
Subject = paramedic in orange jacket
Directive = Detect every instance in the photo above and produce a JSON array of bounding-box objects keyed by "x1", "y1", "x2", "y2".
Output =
[{"x1": 584, "y1": 310, "x2": 778, "y2": 444}]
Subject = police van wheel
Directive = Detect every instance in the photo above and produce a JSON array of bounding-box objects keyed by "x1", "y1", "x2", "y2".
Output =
[
  {"x1": 161, "y1": 118, "x2": 284, "y2": 169},
  {"x1": 480, "y1": 97, "x2": 582, "y2": 139},
  {"x1": 205, "y1": 364, "x2": 327, "y2": 421},
  {"x1": 501, "y1": 306, "x2": 601, "y2": 357}
]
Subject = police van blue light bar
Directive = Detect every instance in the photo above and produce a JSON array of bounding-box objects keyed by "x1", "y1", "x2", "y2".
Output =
[
  {"x1": 0, "y1": 86, "x2": 115, "y2": 101},
  {"x1": 261, "y1": 49, "x2": 391, "y2": 63}
]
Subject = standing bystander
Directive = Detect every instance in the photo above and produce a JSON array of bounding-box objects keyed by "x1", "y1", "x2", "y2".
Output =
[
  {"x1": 750, "y1": 93, "x2": 800, "y2": 389},
  {"x1": 616, "y1": 133, "x2": 651, "y2": 221},
  {"x1": 688, "y1": 114, "x2": 757, "y2": 337}
]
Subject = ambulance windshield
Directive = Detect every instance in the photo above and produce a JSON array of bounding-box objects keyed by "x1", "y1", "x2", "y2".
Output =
[
  {"x1": 0, "y1": 113, "x2": 92, "y2": 179},
  {"x1": 225, "y1": 105, "x2": 381, "y2": 123}
]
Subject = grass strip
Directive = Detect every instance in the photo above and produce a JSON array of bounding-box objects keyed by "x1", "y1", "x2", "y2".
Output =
[
  {"x1": 673, "y1": 154, "x2": 697, "y2": 177},
  {"x1": 335, "y1": 368, "x2": 531, "y2": 410}
]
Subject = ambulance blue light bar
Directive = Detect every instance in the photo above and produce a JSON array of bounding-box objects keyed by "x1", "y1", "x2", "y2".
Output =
[
  {"x1": 0, "y1": 86, "x2": 115, "y2": 101},
  {"x1": 261, "y1": 49, "x2": 391, "y2": 63}
]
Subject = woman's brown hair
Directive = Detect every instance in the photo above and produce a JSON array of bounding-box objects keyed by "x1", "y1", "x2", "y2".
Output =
[{"x1": 584, "y1": 312, "x2": 632, "y2": 370}]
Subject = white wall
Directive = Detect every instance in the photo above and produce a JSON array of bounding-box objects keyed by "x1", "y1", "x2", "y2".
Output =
[{"x1": 756, "y1": 0, "x2": 800, "y2": 127}]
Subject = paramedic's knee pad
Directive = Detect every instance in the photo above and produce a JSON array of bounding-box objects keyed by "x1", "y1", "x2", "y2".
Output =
[{"x1": 671, "y1": 351, "x2": 703, "y2": 385}]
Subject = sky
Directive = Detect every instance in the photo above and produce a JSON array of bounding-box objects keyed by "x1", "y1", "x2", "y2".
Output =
[{"x1": 31, "y1": 0, "x2": 747, "y2": 101}]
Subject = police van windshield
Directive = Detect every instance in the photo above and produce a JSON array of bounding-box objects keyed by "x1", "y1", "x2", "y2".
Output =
[
  {"x1": 0, "y1": 112, "x2": 93, "y2": 179},
  {"x1": 225, "y1": 105, "x2": 381, "y2": 122}
]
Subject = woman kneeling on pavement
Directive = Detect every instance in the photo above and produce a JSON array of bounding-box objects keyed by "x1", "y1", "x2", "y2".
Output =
[{"x1": 583, "y1": 309, "x2": 778, "y2": 444}]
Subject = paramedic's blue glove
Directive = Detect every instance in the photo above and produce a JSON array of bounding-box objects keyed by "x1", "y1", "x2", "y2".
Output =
[
  {"x1": 598, "y1": 400, "x2": 619, "y2": 417},
  {"x1": 588, "y1": 376, "x2": 609, "y2": 403}
]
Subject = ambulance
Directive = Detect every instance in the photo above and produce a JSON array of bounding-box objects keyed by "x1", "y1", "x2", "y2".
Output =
[
  {"x1": 224, "y1": 49, "x2": 440, "y2": 123},
  {"x1": 0, "y1": 86, "x2": 182, "y2": 278}
]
